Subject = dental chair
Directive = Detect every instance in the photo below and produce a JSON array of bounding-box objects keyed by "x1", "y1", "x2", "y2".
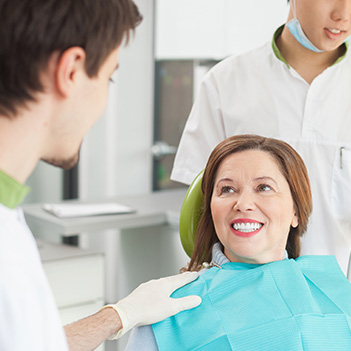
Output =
[
  {"x1": 179, "y1": 171, "x2": 351, "y2": 283},
  {"x1": 179, "y1": 170, "x2": 204, "y2": 258}
]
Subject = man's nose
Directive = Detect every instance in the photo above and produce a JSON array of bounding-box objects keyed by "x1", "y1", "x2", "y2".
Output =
[{"x1": 331, "y1": 0, "x2": 351, "y2": 22}]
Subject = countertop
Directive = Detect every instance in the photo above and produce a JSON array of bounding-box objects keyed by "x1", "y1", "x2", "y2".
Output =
[{"x1": 23, "y1": 188, "x2": 187, "y2": 236}]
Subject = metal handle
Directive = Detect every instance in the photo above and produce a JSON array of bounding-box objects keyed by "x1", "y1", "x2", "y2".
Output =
[{"x1": 151, "y1": 141, "x2": 177, "y2": 160}]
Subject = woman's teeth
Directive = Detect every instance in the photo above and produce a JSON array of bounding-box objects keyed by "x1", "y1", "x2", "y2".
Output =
[{"x1": 232, "y1": 222, "x2": 263, "y2": 233}]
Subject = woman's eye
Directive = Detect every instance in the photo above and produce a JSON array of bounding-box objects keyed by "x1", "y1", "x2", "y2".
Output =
[
  {"x1": 221, "y1": 186, "x2": 234, "y2": 194},
  {"x1": 257, "y1": 184, "x2": 272, "y2": 192}
]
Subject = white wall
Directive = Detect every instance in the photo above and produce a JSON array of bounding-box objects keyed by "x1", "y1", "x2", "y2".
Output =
[
  {"x1": 155, "y1": 0, "x2": 289, "y2": 59},
  {"x1": 79, "y1": 0, "x2": 154, "y2": 201},
  {"x1": 23, "y1": 162, "x2": 62, "y2": 204}
]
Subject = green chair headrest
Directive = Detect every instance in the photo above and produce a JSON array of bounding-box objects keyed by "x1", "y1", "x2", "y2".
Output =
[{"x1": 179, "y1": 170, "x2": 204, "y2": 258}]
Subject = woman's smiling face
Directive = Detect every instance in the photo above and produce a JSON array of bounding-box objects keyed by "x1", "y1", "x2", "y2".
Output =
[{"x1": 210, "y1": 149, "x2": 298, "y2": 264}]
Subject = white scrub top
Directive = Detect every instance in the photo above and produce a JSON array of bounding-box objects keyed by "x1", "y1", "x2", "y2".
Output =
[
  {"x1": 0, "y1": 204, "x2": 69, "y2": 350},
  {"x1": 171, "y1": 33, "x2": 351, "y2": 274}
]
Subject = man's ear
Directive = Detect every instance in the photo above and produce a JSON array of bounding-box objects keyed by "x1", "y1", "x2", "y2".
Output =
[{"x1": 55, "y1": 47, "x2": 86, "y2": 97}]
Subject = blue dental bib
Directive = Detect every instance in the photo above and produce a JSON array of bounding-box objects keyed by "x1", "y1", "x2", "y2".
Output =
[{"x1": 152, "y1": 256, "x2": 351, "y2": 350}]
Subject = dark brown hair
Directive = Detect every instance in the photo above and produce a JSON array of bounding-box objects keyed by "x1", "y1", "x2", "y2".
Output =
[
  {"x1": 0, "y1": 0, "x2": 142, "y2": 116},
  {"x1": 188, "y1": 135, "x2": 312, "y2": 271}
]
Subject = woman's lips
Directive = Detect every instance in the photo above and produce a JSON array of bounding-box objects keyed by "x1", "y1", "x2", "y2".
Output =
[{"x1": 230, "y1": 219, "x2": 263, "y2": 238}]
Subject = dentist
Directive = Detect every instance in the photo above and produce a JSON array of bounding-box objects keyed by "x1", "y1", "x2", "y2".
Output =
[{"x1": 0, "y1": 1, "x2": 201, "y2": 350}]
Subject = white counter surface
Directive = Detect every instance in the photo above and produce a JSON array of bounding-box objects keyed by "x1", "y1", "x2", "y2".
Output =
[{"x1": 22, "y1": 189, "x2": 187, "y2": 236}]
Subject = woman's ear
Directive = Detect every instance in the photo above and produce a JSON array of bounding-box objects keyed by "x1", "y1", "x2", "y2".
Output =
[
  {"x1": 291, "y1": 212, "x2": 299, "y2": 228},
  {"x1": 55, "y1": 47, "x2": 86, "y2": 97}
]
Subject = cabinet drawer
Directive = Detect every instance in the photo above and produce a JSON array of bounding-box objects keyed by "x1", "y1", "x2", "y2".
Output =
[{"x1": 43, "y1": 254, "x2": 104, "y2": 308}]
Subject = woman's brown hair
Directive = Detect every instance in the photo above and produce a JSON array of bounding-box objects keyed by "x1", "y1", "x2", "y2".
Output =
[{"x1": 187, "y1": 135, "x2": 312, "y2": 271}]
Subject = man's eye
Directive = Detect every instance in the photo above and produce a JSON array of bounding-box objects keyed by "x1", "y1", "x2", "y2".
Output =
[{"x1": 257, "y1": 184, "x2": 272, "y2": 192}]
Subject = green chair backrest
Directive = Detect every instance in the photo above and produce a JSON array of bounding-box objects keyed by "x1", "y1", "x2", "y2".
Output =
[{"x1": 179, "y1": 170, "x2": 204, "y2": 257}]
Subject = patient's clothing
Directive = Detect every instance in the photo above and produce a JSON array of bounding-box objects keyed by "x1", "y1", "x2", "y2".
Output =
[{"x1": 125, "y1": 244, "x2": 351, "y2": 351}]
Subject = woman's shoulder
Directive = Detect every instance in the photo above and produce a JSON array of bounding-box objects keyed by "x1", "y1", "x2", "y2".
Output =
[
  {"x1": 295, "y1": 255, "x2": 344, "y2": 274},
  {"x1": 294, "y1": 255, "x2": 349, "y2": 285}
]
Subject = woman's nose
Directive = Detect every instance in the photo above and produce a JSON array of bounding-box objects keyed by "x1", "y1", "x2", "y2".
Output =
[
  {"x1": 331, "y1": 0, "x2": 351, "y2": 22},
  {"x1": 233, "y1": 191, "x2": 255, "y2": 212}
]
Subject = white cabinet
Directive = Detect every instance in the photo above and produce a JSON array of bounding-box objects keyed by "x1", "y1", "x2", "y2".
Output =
[
  {"x1": 155, "y1": 0, "x2": 226, "y2": 59},
  {"x1": 155, "y1": 0, "x2": 289, "y2": 59},
  {"x1": 37, "y1": 240, "x2": 105, "y2": 351}
]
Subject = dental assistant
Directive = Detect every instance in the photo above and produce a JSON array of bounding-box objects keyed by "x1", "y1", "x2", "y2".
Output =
[
  {"x1": 171, "y1": 0, "x2": 351, "y2": 273},
  {"x1": 0, "y1": 1, "x2": 201, "y2": 350}
]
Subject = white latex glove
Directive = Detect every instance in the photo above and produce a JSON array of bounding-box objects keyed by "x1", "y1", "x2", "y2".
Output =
[{"x1": 102, "y1": 272, "x2": 202, "y2": 339}]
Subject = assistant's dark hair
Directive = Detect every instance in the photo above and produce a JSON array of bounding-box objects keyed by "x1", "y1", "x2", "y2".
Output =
[
  {"x1": 0, "y1": 0, "x2": 142, "y2": 117},
  {"x1": 187, "y1": 135, "x2": 312, "y2": 271}
]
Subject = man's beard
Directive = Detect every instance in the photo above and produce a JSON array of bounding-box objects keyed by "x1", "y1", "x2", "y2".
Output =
[{"x1": 41, "y1": 150, "x2": 80, "y2": 170}]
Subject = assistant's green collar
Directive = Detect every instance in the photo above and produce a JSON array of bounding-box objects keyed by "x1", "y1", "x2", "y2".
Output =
[
  {"x1": 0, "y1": 170, "x2": 30, "y2": 209},
  {"x1": 272, "y1": 24, "x2": 349, "y2": 68},
  {"x1": 272, "y1": 25, "x2": 288, "y2": 66}
]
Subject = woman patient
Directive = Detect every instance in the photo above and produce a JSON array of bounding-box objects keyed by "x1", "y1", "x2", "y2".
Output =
[{"x1": 126, "y1": 135, "x2": 351, "y2": 350}]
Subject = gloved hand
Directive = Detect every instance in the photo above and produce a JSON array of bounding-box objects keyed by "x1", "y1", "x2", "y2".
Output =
[{"x1": 102, "y1": 272, "x2": 202, "y2": 339}]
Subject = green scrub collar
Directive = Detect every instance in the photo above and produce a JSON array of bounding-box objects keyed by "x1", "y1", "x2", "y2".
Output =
[
  {"x1": 0, "y1": 170, "x2": 30, "y2": 209},
  {"x1": 272, "y1": 24, "x2": 349, "y2": 68}
]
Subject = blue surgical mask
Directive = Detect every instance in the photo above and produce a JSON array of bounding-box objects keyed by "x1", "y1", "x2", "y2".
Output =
[
  {"x1": 286, "y1": 0, "x2": 324, "y2": 53},
  {"x1": 287, "y1": 18, "x2": 324, "y2": 53}
]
